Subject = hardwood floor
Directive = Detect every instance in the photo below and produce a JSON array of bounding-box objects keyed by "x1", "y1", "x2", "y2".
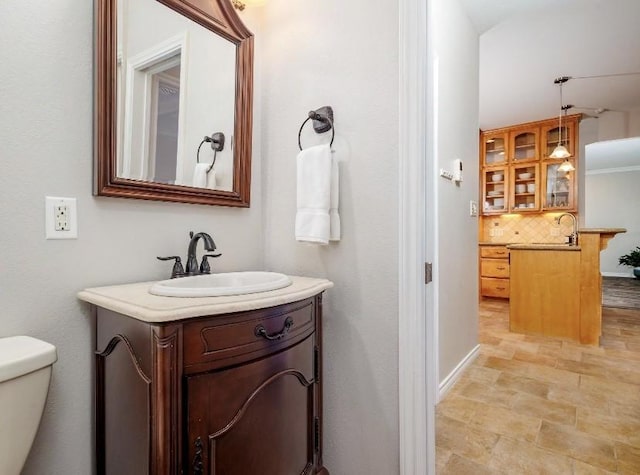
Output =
[{"x1": 436, "y1": 299, "x2": 640, "y2": 474}]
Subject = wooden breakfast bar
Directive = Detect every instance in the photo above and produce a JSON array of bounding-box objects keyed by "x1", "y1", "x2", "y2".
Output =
[{"x1": 508, "y1": 228, "x2": 626, "y2": 345}]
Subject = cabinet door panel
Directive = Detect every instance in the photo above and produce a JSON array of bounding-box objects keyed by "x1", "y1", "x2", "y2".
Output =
[
  {"x1": 510, "y1": 128, "x2": 539, "y2": 162},
  {"x1": 186, "y1": 336, "x2": 315, "y2": 475}
]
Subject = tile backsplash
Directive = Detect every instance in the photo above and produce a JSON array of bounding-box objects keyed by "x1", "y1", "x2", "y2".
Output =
[{"x1": 481, "y1": 213, "x2": 576, "y2": 244}]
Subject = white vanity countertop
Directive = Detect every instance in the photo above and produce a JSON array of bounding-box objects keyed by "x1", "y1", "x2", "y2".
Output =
[{"x1": 78, "y1": 275, "x2": 333, "y2": 323}]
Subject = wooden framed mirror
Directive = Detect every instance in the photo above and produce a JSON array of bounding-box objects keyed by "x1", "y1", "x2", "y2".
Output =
[{"x1": 95, "y1": 0, "x2": 253, "y2": 206}]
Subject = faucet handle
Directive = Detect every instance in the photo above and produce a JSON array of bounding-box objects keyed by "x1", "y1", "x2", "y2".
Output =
[
  {"x1": 199, "y1": 253, "x2": 222, "y2": 274},
  {"x1": 157, "y1": 256, "x2": 185, "y2": 279}
]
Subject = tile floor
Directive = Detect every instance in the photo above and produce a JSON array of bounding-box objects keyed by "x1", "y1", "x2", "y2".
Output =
[{"x1": 436, "y1": 299, "x2": 640, "y2": 474}]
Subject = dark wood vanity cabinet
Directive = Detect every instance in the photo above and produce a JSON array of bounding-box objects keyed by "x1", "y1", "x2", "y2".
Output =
[{"x1": 95, "y1": 295, "x2": 329, "y2": 475}]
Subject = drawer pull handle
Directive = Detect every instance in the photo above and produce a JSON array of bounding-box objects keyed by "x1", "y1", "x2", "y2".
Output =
[
  {"x1": 496, "y1": 287, "x2": 506, "y2": 290},
  {"x1": 255, "y1": 317, "x2": 294, "y2": 341},
  {"x1": 496, "y1": 266, "x2": 506, "y2": 270}
]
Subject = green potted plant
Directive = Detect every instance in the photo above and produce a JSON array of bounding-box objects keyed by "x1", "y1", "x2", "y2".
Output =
[{"x1": 618, "y1": 246, "x2": 640, "y2": 279}]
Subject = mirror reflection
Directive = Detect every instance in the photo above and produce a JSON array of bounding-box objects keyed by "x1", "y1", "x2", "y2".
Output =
[{"x1": 116, "y1": 0, "x2": 236, "y2": 191}]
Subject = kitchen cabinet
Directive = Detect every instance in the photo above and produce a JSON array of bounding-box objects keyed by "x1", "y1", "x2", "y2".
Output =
[
  {"x1": 482, "y1": 167, "x2": 508, "y2": 214},
  {"x1": 510, "y1": 163, "x2": 539, "y2": 212},
  {"x1": 81, "y1": 280, "x2": 332, "y2": 475},
  {"x1": 481, "y1": 131, "x2": 509, "y2": 166},
  {"x1": 509, "y1": 126, "x2": 539, "y2": 163},
  {"x1": 508, "y1": 229, "x2": 626, "y2": 345},
  {"x1": 542, "y1": 160, "x2": 576, "y2": 211},
  {"x1": 541, "y1": 120, "x2": 576, "y2": 159},
  {"x1": 479, "y1": 113, "x2": 580, "y2": 216},
  {"x1": 479, "y1": 245, "x2": 510, "y2": 299}
]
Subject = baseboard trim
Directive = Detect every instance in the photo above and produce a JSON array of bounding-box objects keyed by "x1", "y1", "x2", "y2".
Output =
[
  {"x1": 602, "y1": 272, "x2": 635, "y2": 278},
  {"x1": 438, "y1": 344, "x2": 480, "y2": 401}
]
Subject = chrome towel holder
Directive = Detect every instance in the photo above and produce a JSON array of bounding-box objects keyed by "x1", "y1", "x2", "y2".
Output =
[{"x1": 298, "y1": 106, "x2": 334, "y2": 151}]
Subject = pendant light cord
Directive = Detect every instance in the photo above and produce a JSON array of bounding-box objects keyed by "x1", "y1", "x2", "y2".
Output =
[
  {"x1": 558, "y1": 82, "x2": 563, "y2": 146},
  {"x1": 571, "y1": 71, "x2": 640, "y2": 80}
]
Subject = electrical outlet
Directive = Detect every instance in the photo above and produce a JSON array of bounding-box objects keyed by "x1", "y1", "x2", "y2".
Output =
[
  {"x1": 550, "y1": 228, "x2": 560, "y2": 236},
  {"x1": 46, "y1": 197, "x2": 77, "y2": 239},
  {"x1": 55, "y1": 205, "x2": 69, "y2": 231}
]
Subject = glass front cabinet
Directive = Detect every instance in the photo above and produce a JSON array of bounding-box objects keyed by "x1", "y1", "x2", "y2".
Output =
[
  {"x1": 482, "y1": 131, "x2": 509, "y2": 167},
  {"x1": 482, "y1": 167, "x2": 508, "y2": 214},
  {"x1": 510, "y1": 163, "x2": 539, "y2": 212},
  {"x1": 541, "y1": 161, "x2": 576, "y2": 211},
  {"x1": 509, "y1": 127, "x2": 539, "y2": 163},
  {"x1": 541, "y1": 121, "x2": 576, "y2": 160},
  {"x1": 479, "y1": 114, "x2": 580, "y2": 216}
]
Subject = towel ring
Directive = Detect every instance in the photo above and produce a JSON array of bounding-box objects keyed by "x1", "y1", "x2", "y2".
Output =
[
  {"x1": 196, "y1": 132, "x2": 225, "y2": 173},
  {"x1": 298, "y1": 106, "x2": 335, "y2": 151}
]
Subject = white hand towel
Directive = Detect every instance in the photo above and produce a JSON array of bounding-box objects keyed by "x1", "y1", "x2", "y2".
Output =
[
  {"x1": 296, "y1": 144, "x2": 332, "y2": 244},
  {"x1": 192, "y1": 164, "x2": 217, "y2": 189},
  {"x1": 329, "y1": 156, "x2": 341, "y2": 241},
  {"x1": 192, "y1": 163, "x2": 209, "y2": 188}
]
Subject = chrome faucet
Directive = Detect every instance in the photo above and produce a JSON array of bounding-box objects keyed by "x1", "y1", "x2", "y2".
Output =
[
  {"x1": 185, "y1": 231, "x2": 221, "y2": 275},
  {"x1": 556, "y1": 213, "x2": 578, "y2": 246}
]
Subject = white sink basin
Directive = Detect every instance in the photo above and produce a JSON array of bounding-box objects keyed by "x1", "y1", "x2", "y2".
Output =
[{"x1": 149, "y1": 271, "x2": 292, "y2": 297}]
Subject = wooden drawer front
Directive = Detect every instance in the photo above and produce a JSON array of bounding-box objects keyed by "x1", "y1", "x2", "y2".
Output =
[
  {"x1": 183, "y1": 299, "x2": 315, "y2": 372},
  {"x1": 480, "y1": 246, "x2": 509, "y2": 259},
  {"x1": 481, "y1": 259, "x2": 510, "y2": 278},
  {"x1": 481, "y1": 278, "x2": 510, "y2": 298}
]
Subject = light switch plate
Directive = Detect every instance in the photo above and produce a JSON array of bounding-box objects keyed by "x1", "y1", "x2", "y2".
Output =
[
  {"x1": 46, "y1": 196, "x2": 78, "y2": 239},
  {"x1": 469, "y1": 200, "x2": 478, "y2": 217}
]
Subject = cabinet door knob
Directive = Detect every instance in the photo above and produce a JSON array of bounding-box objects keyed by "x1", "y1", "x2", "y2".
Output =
[{"x1": 255, "y1": 317, "x2": 294, "y2": 341}]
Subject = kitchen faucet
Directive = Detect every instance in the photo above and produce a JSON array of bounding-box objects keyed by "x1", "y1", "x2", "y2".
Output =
[{"x1": 556, "y1": 213, "x2": 578, "y2": 246}]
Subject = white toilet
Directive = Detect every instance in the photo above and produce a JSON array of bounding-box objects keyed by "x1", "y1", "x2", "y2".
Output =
[{"x1": 0, "y1": 336, "x2": 57, "y2": 475}]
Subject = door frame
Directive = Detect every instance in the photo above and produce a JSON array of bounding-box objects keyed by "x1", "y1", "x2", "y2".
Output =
[{"x1": 398, "y1": 0, "x2": 437, "y2": 473}]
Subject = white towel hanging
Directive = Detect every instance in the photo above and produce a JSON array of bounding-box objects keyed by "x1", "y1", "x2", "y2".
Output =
[{"x1": 296, "y1": 144, "x2": 334, "y2": 244}]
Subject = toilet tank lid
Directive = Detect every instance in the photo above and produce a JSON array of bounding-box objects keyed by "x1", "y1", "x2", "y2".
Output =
[{"x1": 0, "y1": 336, "x2": 57, "y2": 383}]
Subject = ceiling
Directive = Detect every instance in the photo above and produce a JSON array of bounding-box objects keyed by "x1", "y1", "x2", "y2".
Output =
[{"x1": 463, "y1": 0, "x2": 640, "y2": 132}]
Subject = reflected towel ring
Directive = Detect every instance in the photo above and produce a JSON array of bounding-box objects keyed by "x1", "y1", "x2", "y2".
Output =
[
  {"x1": 298, "y1": 106, "x2": 335, "y2": 151},
  {"x1": 197, "y1": 132, "x2": 225, "y2": 173}
]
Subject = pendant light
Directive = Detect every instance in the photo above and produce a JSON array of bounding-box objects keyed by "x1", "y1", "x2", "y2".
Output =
[{"x1": 549, "y1": 77, "x2": 573, "y2": 170}]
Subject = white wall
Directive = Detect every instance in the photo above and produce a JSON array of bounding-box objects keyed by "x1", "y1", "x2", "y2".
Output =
[
  {"x1": 585, "y1": 170, "x2": 640, "y2": 277},
  {"x1": 0, "y1": 1, "x2": 263, "y2": 473},
  {"x1": 258, "y1": 0, "x2": 400, "y2": 472},
  {"x1": 432, "y1": 0, "x2": 480, "y2": 388}
]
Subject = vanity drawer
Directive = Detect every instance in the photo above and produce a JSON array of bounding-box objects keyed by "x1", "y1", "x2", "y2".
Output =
[
  {"x1": 183, "y1": 299, "x2": 315, "y2": 372},
  {"x1": 481, "y1": 259, "x2": 510, "y2": 278},
  {"x1": 480, "y1": 246, "x2": 509, "y2": 259},
  {"x1": 481, "y1": 278, "x2": 510, "y2": 298}
]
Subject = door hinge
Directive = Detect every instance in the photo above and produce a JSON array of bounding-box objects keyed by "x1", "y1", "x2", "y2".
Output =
[
  {"x1": 314, "y1": 346, "x2": 320, "y2": 382},
  {"x1": 314, "y1": 417, "x2": 320, "y2": 453},
  {"x1": 425, "y1": 262, "x2": 433, "y2": 284}
]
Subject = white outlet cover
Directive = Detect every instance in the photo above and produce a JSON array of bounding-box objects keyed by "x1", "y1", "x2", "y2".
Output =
[{"x1": 46, "y1": 196, "x2": 78, "y2": 239}]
